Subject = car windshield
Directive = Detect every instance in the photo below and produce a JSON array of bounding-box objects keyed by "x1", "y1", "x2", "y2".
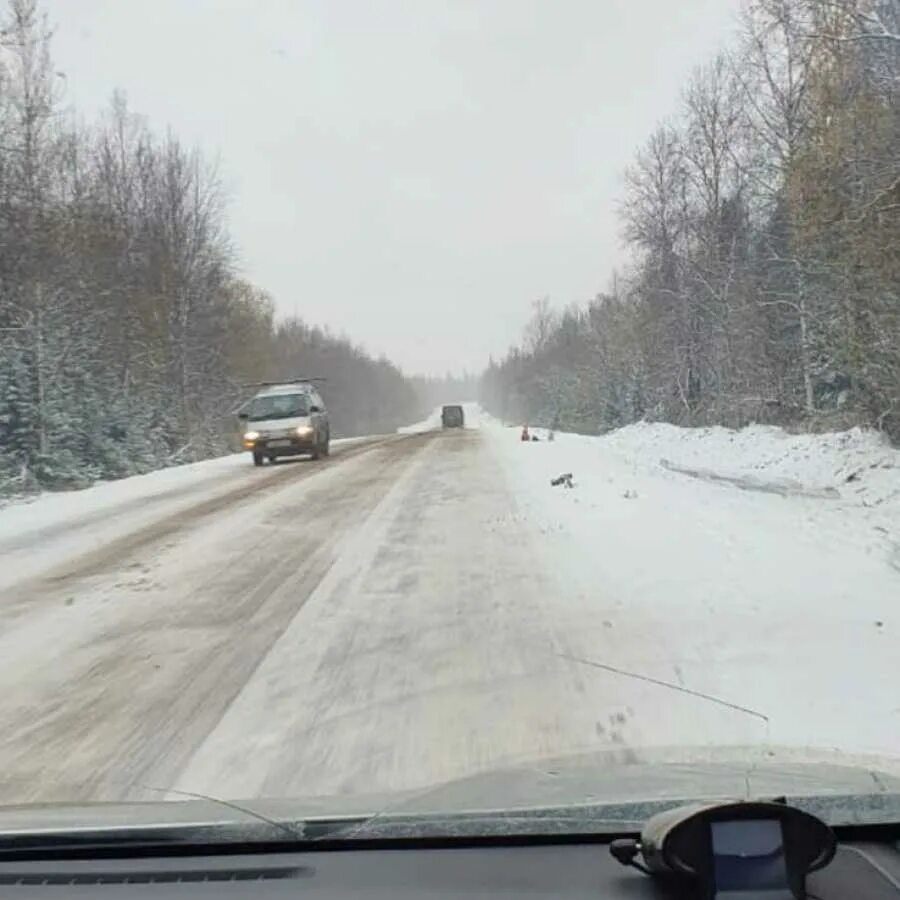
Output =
[
  {"x1": 0, "y1": 0, "x2": 898, "y2": 840},
  {"x1": 245, "y1": 394, "x2": 309, "y2": 421}
]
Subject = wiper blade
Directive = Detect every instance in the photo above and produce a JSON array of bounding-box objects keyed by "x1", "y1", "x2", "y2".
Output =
[
  {"x1": 0, "y1": 790, "x2": 309, "y2": 858},
  {"x1": 0, "y1": 825, "x2": 259, "y2": 859},
  {"x1": 316, "y1": 807, "x2": 647, "y2": 841}
]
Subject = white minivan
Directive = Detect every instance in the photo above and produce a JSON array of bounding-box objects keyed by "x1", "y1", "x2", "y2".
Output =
[{"x1": 238, "y1": 382, "x2": 330, "y2": 466}]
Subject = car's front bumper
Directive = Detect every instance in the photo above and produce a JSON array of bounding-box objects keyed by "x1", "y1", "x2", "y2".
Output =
[{"x1": 244, "y1": 434, "x2": 317, "y2": 455}]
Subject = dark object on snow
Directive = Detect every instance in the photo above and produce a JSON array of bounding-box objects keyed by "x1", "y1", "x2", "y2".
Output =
[
  {"x1": 531, "y1": 435, "x2": 540, "y2": 442},
  {"x1": 442, "y1": 405, "x2": 465, "y2": 428},
  {"x1": 551, "y1": 472, "x2": 574, "y2": 488},
  {"x1": 521, "y1": 426, "x2": 530, "y2": 441}
]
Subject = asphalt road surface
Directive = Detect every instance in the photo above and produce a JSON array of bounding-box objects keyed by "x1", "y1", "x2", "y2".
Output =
[{"x1": 0, "y1": 429, "x2": 598, "y2": 804}]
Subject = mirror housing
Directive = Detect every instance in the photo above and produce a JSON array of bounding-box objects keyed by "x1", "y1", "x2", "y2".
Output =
[
  {"x1": 310, "y1": 405, "x2": 321, "y2": 413},
  {"x1": 237, "y1": 411, "x2": 248, "y2": 420}
]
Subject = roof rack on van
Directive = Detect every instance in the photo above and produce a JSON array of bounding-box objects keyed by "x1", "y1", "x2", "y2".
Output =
[{"x1": 242, "y1": 377, "x2": 327, "y2": 388}]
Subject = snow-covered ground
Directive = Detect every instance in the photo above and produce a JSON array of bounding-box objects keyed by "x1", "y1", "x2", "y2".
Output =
[
  {"x1": 515, "y1": 418, "x2": 900, "y2": 574},
  {"x1": 483, "y1": 416, "x2": 900, "y2": 765},
  {"x1": 601, "y1": 421, "x2": 900, "y2": 510}
]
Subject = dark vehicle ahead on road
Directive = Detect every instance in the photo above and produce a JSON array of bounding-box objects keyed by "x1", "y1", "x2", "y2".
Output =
[{"x1": 442, "y1": 405, "x2": 465, "y2": 428}]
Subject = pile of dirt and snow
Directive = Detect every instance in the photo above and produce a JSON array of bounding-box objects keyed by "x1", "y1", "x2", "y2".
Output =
[{"x1": 600, "y1": 422, "x2": 900, "y2": 509}]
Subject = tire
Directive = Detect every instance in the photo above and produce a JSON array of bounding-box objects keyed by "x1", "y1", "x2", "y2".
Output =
[{"x1": 252, "y1": 452, "x2": 264, "y2": 467}]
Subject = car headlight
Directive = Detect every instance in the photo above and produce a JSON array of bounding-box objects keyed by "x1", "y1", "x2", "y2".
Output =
[
  {"x1": 243, "y1": 431, "x2": 260, "y2": 442},
  {"x1": 295, "y1": 425, "x2": 313, "y2": 436}
]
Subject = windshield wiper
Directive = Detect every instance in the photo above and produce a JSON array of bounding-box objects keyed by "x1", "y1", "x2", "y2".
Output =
[{"x1": 318, "y1": 809, "x2": 648, "y2": 841}]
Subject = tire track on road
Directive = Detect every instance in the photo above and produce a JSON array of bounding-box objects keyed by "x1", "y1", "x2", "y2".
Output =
[
  {"x1": 3, "y1": 434, "x2": 418, "y2": 598},
  {"x1": 0, "y1": 432, "x2": 437, "y2": 803}
]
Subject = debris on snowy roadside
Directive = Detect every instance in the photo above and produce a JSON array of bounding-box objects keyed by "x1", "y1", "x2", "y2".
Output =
[
  {"x1": 483, "y1": 414, "x2": 899, "y2": 759},
  {"x1": 550, "y1": 473, "x2": 574, "y2": 488},
  {"x1": 622, "y1": 489, "x2": 638, "y2": 499}
]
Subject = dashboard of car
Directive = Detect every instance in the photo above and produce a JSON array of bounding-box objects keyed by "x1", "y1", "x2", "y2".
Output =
[{"x1": 0, "y1": 833, "x2": 897, "y2": 898}]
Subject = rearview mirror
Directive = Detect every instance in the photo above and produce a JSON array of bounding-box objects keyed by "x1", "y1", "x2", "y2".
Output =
[
  {"x1": 237, "y1": 411, "x2": 248, "y2": 420},
  {"x1": 310, "y1": 405, "x2": 321, "y2": 413}
]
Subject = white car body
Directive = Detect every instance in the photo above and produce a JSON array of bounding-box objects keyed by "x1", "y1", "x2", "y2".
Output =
[{"x1": 239, "y1": 383, "x2": 330, "y2": 465}]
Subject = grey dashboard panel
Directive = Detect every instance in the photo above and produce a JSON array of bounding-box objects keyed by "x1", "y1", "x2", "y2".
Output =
[{"x1": 0, "y1": 842, "x2": 897, "y2": 899}]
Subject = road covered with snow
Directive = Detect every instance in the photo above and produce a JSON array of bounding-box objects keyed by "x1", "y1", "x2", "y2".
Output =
[{"x1": 0, "y1": 409, "x2": 897, "y2": 805}]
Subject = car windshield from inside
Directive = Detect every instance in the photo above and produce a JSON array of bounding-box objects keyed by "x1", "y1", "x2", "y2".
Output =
[
  {"x1": 1, "y1": 0, "x2": 899, "y2": 858},
  {"x1": 245, "y1": 393, "x2": 309, "y2": 421}
]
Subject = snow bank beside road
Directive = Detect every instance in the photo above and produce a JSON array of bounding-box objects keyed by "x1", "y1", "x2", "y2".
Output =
[
  {"x1": 494, "y1": 417, "x2": 900, "y2": 571},
  {"x1": 0, "y1": 453, "x2": 246, "y2": 538},
  {"x1": 603, "y1": 421, "x2": 900, "y2": 510},
  {"x1": 398, "y1": 409, "x2": 441, "y2": 433},
  {"x1": 484, "y1": 417, "x2": 900, "y2": 762}
]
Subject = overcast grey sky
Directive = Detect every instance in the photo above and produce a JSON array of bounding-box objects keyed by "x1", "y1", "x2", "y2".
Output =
[{"x1": 45, "y1": 0, "x2": 739, "y2": 375}]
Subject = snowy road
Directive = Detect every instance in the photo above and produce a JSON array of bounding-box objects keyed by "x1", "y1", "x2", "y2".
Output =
[{"x1": 0, "y1": 416, "x2": 898, "y2": 805}]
